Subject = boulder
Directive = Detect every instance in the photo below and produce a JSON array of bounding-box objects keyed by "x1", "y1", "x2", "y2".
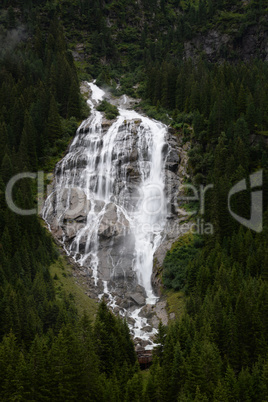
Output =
[
  {"x1": 139, "y1": 304, "x2": 155, "y2": 319},
  {"x1": 140, "y1": 340, "x2": 151, "y2": 348},
  {"x1": 141, "y1": 326, "x2": 153, "y2": 333},
  {"x1": 101, "y1": 118, "x2": 113, "y2": 131},
  {"x1": 94, "y1": 200, "x2": 105, "y2": 213},
  {"x1": 98, "y1": 203, "x2": 130, "y2": 239},
  {"x1": 127, "y1": 317, "x2": 136, "y2": 326},
  {"x1": 151, "y1": 257, "x2": 163, "y2": 297},
  {"x1": 121, "y1": 298, "x2": 135, "y2": 309},
  {"x1": 126, "y1": 164, "x2": 140, "y2": 179},
  {"x1": 129, "y1": 148, "x2": 138, "y2": 162},
  {"x1": 130, "y1": 293, "x2": 146, "y2": 306},
  {"x1": 166, "y1": 149, "x2": 180, "y2": 165},
  {"x1": 135, "y1": 344, "x2": 144, "y2": 352},
  {"x1": 165, "y1": 161, "x2": 179, "y2": 173},
  {"x1": 63, "y1": 188, "x2": 89, "y2": 220}
]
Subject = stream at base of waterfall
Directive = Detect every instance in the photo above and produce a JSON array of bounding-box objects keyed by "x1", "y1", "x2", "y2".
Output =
[{"x1": 43, "y1": 81, "x2": 184, "y2": 349}]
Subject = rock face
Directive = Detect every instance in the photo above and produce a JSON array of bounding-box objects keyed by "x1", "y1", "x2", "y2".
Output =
[
  {"x1": 184, "y1": 27, "x2": 268, "y2": 62},
  {"x1": 43, "y1": 82, "x2": 185, "y2": 346},
  {"x1": 152, "y1": 138, "x2": 191, "y2": 296}
]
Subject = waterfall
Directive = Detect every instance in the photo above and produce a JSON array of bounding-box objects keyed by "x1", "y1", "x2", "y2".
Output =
[{"x1": 43, "y1": 82, "x2": 172, "y2": 346}]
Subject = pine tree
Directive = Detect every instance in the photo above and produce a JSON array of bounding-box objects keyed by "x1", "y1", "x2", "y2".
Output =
[
  {"x1": 11, "y1": 95, "x2": 26, "y2": 150},
  {"x1": 153, "y1": 321, "x2": 167, "y2": 364},
  {"x1": 35, "y1": 27, "x2": 44, "y2": 60},
  {"x1": 237, "y1": 84, "x2": 247, "y2": 116},
  {"x1": 19, "y1": 111, "x2": 38, "y2": 170},
  {"x1": 224, "y1": 365, "x2": 238, "y2": 402},
  {"x1": 0, "y1": 123, "x2": 8, "y2": 165},
  {"x1": 47, "y1": 96, "x2": 62, "y2": 143},
  {"x1": 1, "y1": 153, "x2": 13, "y2": 185},
  {"x1": 194, "y1": 386, "x2": 209, "y2": 401},
  {"x1": 237, "y1": 367, "x2": 253, "y2": 401},
  {"x1": 124, "y1": 372, "x2": 143, "y2": 401},
  {"x1": 169, "y1": 341, "x2": 184, "y2": 400},
  {"x1": 0, "y1": 332, "x2": 21, "y2": 399},
  {"x1": 213, "y1": 380, "x2": 228, "y2": 401},
  {"x1": 185, "y1": 343, "x2": 205, "y2": 396},
  {"x1": 1, "y1": 227, "x2": 12, "y2": 258},
  {"x1": 7, "y1": 6, "x2": 16, "y2": 29},
  {"x1": 67, "y1": 79, "x2": 81, "y2": 118}
]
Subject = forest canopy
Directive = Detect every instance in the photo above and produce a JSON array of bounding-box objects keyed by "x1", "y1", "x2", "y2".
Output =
[{"x1": 0, "y1": 0, "x2": 268, "y2": 400}]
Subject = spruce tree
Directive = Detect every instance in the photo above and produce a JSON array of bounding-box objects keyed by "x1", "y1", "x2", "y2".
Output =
[{"x1": 47, "y1": 96, "x2": 62, "y2": 144}]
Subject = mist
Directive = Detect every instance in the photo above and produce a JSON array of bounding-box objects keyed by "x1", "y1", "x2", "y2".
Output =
[{"x1": 0, "y1": 25, "x2": 28, "y2": 60}]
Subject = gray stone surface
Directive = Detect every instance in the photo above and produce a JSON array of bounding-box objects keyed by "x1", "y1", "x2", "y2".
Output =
[
  {"x1": 43, "y1": 87, "x2": 191, "y2": 346},
  {"x1": 130, "y1": 293, "x2": 146, "y2": 306},
  {"x1": 183, "y1": 27, "x2": 267, "y2": 63}
]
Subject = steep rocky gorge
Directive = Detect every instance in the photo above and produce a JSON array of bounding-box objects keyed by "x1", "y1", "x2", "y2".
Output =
[{"x1": 43, "y1": 82, "x2": 189, "y2": 348}]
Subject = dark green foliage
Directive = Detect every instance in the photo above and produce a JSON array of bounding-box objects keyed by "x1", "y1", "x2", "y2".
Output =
[
  {"x1": 0, "y1": 13, "x2": 86, "y2": 168},
  {"x1": 0, "y1": 5, "x2": 142, "y2": 401},
  {"x1": 146, "y1": 60, "x2": 268, "y2": 140},
  {"x1": 148, "y1": 57, "x2": 268, "y2": 401},
  {"x1": 0, "y1": 302, "x2": 139, "y2": 401},
  {"x1": 135, "y1": 7, "x2": 268, "y2": 401},
  {"x1": 97, "y1": 100, "x2": 119, "y2": 120},
  {"x1": 0, "y1": 1, "x2": 268, "y2": 400},
  {"x1": 163, "y1": 235, "x2": 202, "y2": 291},
  {"x1": 47, "y1": 95, "x2": 63, "y2": 143}
]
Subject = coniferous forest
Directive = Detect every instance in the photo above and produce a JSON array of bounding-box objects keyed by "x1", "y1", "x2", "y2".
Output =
[{"x1": 0, "y1": 0, "x2": 268, "y2": 400}]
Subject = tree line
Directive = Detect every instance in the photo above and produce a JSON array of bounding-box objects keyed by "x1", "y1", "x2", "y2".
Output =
[
  {"x1": 0, "y1": 0, "x2": 268, "y2": 400},
  {"x1": 0, "y1": 10, "x2": 139, "y2": 401}
]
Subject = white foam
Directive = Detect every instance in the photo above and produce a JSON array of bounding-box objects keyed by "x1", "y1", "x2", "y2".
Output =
[
  {"x1": 43, "y1": 81, "x2": 169, "y2": 346},
  {"x1": 88, "y1": 82, "x2": 105, "y2": 103}
]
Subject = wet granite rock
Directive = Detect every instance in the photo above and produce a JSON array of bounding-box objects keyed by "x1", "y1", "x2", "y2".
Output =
[
  {"x1": 141, "y1": 326, "x2": 153, "y2": 333},
  {"x1": 43, "y1": 89, "x2": 188, "y2": 347},
  {"x1": 130, "y1": 293, "x2": 146, "y2": 306}
]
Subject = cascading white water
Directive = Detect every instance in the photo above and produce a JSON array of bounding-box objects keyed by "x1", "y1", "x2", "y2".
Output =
[{"x1": 43, "y1": 82, "x2": 170, "y2": 344}]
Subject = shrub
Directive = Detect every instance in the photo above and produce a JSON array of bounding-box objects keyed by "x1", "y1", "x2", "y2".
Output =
[
  {"x1": 163, "y1": 234, "x2": 203, "y2": 291},
  {"x1": 97, "y1": 100, "x2": 119, "y2": 120}
]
